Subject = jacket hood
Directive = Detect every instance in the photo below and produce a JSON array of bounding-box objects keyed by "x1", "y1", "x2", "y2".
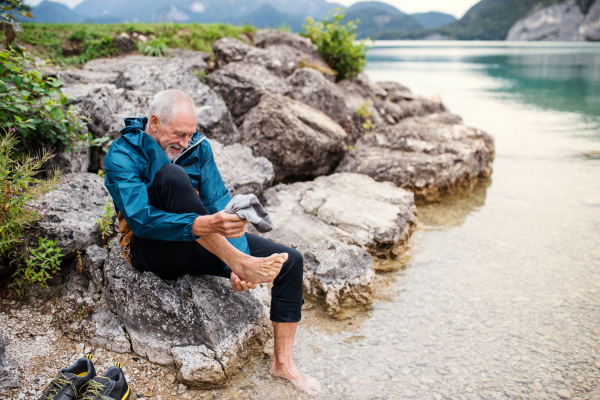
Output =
[{"x1": 121, "y1": 117, "x2": 148, "y2": 136}]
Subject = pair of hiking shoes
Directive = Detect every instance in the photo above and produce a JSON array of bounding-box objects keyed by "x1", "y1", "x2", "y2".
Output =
[{"x1": 39, "y1": 354, "x2": 130, "y2": 400}]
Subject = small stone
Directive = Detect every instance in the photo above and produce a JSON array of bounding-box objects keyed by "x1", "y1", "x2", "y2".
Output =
[
  {"x1": 433, "y1": 394, "x2": 443, "y2": 400},
  {"x1": 557, "y1": 389, "x2": 571, "y2": 399},
  {"x1": 177, "y1": 383, "x2": 187, "y2": 394}
]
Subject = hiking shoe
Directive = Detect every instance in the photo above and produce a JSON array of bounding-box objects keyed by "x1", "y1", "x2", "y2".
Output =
[
  {"x1": 39, "y1": 354, "x2": 95, "y2": 400},
  {"x1": 80, "y1": 362, "x2": 130, "y2": 400}
]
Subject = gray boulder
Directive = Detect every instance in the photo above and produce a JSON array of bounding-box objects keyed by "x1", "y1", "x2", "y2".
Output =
[
  {"x1": 206, "y1": 62, "x2": 291, "y2": 119},
  {"x1": 0, "y1": 332, "x2": 19, "y2": 389},
  {"x1": 87, "y1": 305, "x2": 131, "y2": 353},
  {"x1": 254, "y1": 29, "x2": 321, "y2": 60},
  {"x1": 169, "y1": 48, "x2": 209, "y2": 72},
  {"x1": 83, "y1": 55, "x2": 160, "y2": 73},
  {"x1": 115, "y1": 59, "x2": 239, "y2": 145},
  {"x1": 38, "y1": 173, "x2": 110, "y2": 257},
  {"x1": 211, "y1": 140, "x2": 274, "y2": 199},
  {"x1": 78, "y1": 87, "x2": 153, "y2": 171},
  {"x1": 82, "y1": 244, "x2": 109, "y2": 288},
  {"x1": 256, "y1": 173, "x2": 416, "y2": 258},
  {"x1": 336, "y1": 113, "x2": 495, "y2": 201},
  {"x1": 285, "y1": 67, "x2": 361, "y2": 141},
  {"x1": 213, "y1": 37, "x2": 253, "y2": 68},
  {"x1": 213, "y1": 37, "x2": 323, "y2": 78},
  {"x1": 240, "y1": 93, "x2": 348, "y2": 181},
  {"x1": 298, "y1": 239, "x2": 375, "y2": 315},
  {"x1": 103, "y1": 239, "x2": 272, "y2": 387}
]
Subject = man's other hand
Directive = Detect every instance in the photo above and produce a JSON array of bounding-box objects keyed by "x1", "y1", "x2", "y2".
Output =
[
  {"x1": 192, "y1": 211, "x2": 248, "y2": 237},
  {"x1": 230, "y1": 271, "x2": 256, "y2": 292},
  {"x1": 211, "y1": 211, "x2": 248, "y2": 238}
]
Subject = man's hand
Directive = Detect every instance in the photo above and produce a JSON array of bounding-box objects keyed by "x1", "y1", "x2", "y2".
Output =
[
  {"x1": 230, "y1": 271, "x2": 257, "y2": 292},
  {"x1": 192, "y1": 211, "x2": 248, "y2": 238}
]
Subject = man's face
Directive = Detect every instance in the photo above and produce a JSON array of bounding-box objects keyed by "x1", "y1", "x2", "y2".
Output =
[{"x1": 148, "y1": 107, "x2": 197, "y2": 161}]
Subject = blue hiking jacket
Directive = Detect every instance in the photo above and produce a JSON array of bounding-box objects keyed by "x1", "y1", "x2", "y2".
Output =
[{"x1": 104, "y1": 117, "x2": 249, "y2": 273}]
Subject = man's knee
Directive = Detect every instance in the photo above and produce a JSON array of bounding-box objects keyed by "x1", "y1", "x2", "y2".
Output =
[
  {"x1": 284, "y1": 248, "x2": 303, "y2": 279},
  {"x1": 154, "y1": 163, "x2": 191, "y2": 191}
]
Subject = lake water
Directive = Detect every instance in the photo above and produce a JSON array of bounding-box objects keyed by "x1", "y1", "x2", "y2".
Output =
[{"x1": 217, "y1": 42, "x2": 600, "y2": 399}]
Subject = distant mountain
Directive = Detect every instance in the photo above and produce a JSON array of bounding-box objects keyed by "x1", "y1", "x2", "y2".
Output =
[
  {"x1": 27, "y1": 0, "x2": 83, "y2": 22},
  {"x1": 233, "y1": 4, "x2": 306, "y2": 31},
  {"x1": 343, "y1": 6, "x2": 424, "y2": 39},
  {"x1": 346, "y1": 1, "x2": 403, "y2": 15},
  {"x1": 412, "y1": 12, "x2": 456, "y2": 29}
]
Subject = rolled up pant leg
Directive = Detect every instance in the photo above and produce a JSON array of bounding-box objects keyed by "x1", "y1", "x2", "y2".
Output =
[{"x1": 245, "y1": 233, "x2": 304, "y2": 323}]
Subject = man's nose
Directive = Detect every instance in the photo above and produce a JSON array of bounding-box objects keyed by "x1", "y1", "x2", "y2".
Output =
[{"x1": 180, "y1": 137, "x2": 190, "y2": 149}]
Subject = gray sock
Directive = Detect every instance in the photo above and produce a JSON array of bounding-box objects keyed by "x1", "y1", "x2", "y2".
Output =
[{"x1": 224, "y1": 194, "x2": 274, "y2": 233}]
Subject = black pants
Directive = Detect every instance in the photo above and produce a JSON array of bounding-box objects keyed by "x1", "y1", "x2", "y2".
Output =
[{"x1": 130, "y1": 163, "x2": 304, "y2": 323}]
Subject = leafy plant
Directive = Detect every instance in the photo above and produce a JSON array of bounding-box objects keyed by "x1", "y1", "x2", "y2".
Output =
[
  {"x1": 195, "y1": 69, "x2": 207, "y2": 83},
  {"x1": 10, "y1": 237, "x2": 61, "y2": 293},
  {"x1": 302, "y1": 9, "x2": 369, "y2": 81},
  {"x1": 97, "y1": 199, "x2": 114, "y2": 246},
  {"x1": 0, "y1": 130, "x2": 62, "y2": 295},
  {"x1": 0, "y1": 47, "x2": 93, "y2": 152},
  {"x1": 355, "y1": 100, "x2": 376, "y2": 133},
  {"x1": 138, "y1": 37, "x2": 169, "y2": 57},
  {"x1": 1, "y1": 0, "x2": 32, "y2": 49}
]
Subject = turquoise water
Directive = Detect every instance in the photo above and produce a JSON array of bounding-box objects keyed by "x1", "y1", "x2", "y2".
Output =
[{"x1": 219, "y1": 42, "x2": 600, "y2": 399}]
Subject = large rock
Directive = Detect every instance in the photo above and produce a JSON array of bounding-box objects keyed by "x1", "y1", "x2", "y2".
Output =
[
  {"x1": 115, "y1": 59, "x2": 239, "y2": 145},
  {"x1": 254, "y1": 29, "x2": 321, "y2": 60},
  {"x1": 38, "y1": 173, "x2": 110, "y2": 256},
  {"x1": 211, "y1": 141, "x2": 274, "y2": 199},
  {"x1": 240, "y1": 93, "x2": 348, "y2": 181},
  {"x1": 79, "y1": 87, "x2": 153, "y2": 171},
  {"x1": 103, "y1": 239, "x2": 272, "y2": 387},
  {"x1": 0, "y1": 332, "x2": 19, "y2": 389},
  {"x1": 168, "y1": 48, "x2": 209, "y2": 72},
  {"x1": 213, "y1": 37, "x2": 323, "y2": 78},
  {"x1": 336, "y1": 113, "x2": 495, "y2": 201},
  {"x1": 285, "y1": 67, "x2": 361, "y2": 141},
  {"x1": 82, "y1": 244, "x2": 108, "y2": 288},
  {"x1": 298, "y1": 239, "x2": 375, "y2": 315},
  {"x1": 206, "y1": 62, "x2": 291, "y2": 119},
  {"x1": 87, "y1": 306, "x2": 131, "y2": 353},
  {"x1": 256, "y1": 173, "x2": 416, "y2": 258},
  {"x1": 507, "y1": 0, "x2": 600, "y2": 41}
]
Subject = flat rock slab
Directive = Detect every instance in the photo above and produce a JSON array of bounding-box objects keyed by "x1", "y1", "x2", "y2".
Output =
[
  {"x1": 254, "y1": 29, "x2": 321, "y2": 60},
  {"x1": 298, "y1": 239, "x2": 375, "y2": 315},
  {"x1": 211, "y1": 141, "x2": 274, "y2": 199},
  {"x1": 103, "y1": 239, "x2": 271, "y2": 387},
  {"x1": 256, "y1": 173, "x2": 416, "y2": 258},
  {"x1": 336, "y1": 113, "x2": 495, "y2": 201},
  {"x1": 38, "y1": 173, "x2": 110, "y2": 257},
  {"x1": 115, "y1": 59, "x2": 239, "y2": 145},
  {"x1": 240, "y1": 93, "x2": 348, "y2": 182},
  {"x1": 87, "y1": 305, "x2": 131, "y2": 353},
  {"x1": 0, "y1": 332, "x2": 19, "y2": 389}
]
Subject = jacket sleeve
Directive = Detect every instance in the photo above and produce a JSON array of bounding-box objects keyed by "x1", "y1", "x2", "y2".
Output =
[{"x1": 104, "y1": 145, "x2": 199, "y2": 242}]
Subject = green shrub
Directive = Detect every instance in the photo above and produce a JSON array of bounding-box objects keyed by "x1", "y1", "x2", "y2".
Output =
[
  {"x1": 138, "y1": 37, "x2": 169, "y2": 57},
  {"x1": 11, "y1": 237, "x2": 62, "y2": 294},
  {"x1": 302, "y1": 9, "x2": 369, "y2": 81},
  {"x1": 355, "y1": 100, "x2": 375, "y2": 133},
  {"x1": 0, "y1": 130, "x2": 62, "y2": 295},
  {"x1": 97, "y1": 199, "x2": 114, "y2": 247},
  {"x1": 0, "y1": 47, "x2": 91, "y2": 152}
]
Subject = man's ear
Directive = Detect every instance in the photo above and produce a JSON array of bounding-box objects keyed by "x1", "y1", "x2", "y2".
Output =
[{"x1": 149, "y1": 114, "x2": 159, "y2": 132}]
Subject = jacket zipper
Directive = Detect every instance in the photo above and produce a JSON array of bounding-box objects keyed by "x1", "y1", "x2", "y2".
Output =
[{"x1": 173, "y1": 136, "x2": 206, "y2": 165}]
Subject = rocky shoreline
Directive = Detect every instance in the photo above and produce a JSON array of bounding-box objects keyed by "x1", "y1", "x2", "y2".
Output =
[{"x1": 1, "y1": 29, "x2": 494, "y2": 395}]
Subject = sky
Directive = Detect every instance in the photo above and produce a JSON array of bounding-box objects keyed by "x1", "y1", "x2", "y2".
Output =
[{"x1": 25, "y1": 0, "x2": 480, "y2": 19}]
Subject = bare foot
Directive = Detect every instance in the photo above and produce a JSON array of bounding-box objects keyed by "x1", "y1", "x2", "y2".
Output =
[
  {"x1": 270, "y1": 364, "x2": 321, "y2": 396},
  {"x1": 234, "y1": 253, "x2": 288, "y2": 284}
]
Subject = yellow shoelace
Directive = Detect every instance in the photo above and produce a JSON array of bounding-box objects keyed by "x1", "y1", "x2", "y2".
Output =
[
  {"x1": 80, "y1": 379, "x2": 110, "y2": 400},
  {"x1": 44, "y1": 373, "x2": 76, "y2": 400}
]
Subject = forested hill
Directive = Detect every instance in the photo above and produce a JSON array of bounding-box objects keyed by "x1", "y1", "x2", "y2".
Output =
[{"x1": 375, "y1": 0, "x2": 597, "y2": 40}]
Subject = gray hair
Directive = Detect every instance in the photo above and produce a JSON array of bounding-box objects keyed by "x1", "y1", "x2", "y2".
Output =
[{"x1": 147, "y1": 89, "x2": 196, "y2": 125}]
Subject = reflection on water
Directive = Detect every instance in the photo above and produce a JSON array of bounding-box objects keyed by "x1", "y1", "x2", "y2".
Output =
[{"x1": 416, "y1": 178, "x2": 491, "y2": 228}]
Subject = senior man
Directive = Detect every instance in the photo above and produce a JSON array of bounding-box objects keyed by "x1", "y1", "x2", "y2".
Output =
[{"x1": 104, "y1": 89, "x2": 319, "y2": 395}]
